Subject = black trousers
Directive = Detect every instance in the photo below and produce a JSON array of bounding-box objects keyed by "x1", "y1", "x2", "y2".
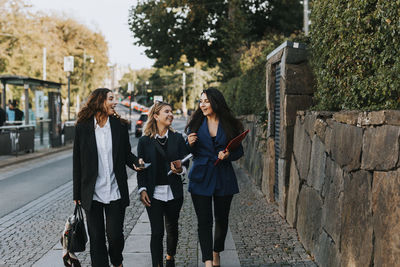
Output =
[
  {"x1": 145, "y1": 197, "x2": 184, "y2": 267},
  {"x1": 85, "y1": 199, "x2": 126, "y2": 267},
  {"x1": 191, "y1": 193, "x2": 233, "y2": 262}
]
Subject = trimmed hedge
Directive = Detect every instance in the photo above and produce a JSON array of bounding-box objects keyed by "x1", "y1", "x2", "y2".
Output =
[
  {"x1": 220, "y1": 62, "x2": 266, "y2": 116},
  {"x1": 311, "y1": 0, "x2": 400, "y2": 111}
]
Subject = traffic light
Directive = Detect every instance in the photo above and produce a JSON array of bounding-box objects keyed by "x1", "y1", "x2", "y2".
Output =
[{"x1": 128, "y1": 95, "x2": 131, "y2": 100}]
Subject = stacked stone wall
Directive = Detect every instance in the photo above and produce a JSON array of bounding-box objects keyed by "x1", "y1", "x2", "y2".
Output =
[
  {"x1": 287, "y1": 110, "x2": 400, "y2": 267},
  {"x1": 238, "y1": 110, "x2": 400, "y2": 266}
]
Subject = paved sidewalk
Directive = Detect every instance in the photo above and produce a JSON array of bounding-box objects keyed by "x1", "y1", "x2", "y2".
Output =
[
  {"x1": 229, "y1": 166, "x2": 316, "y2": 267},
  {"x1": 0, "y1": 161, "x2": 316, "y2": 266}
]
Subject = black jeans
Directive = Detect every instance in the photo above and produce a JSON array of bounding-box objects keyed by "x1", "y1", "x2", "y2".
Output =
[
  {"x1": 191, "y1": 193, "x2": 233, "y2": 262},
  {"x1": 85, "y1": 199, "x2": 126, "y2": 267},
  {"x1": 146, "y1": 197, "x2": 184, "y2": 267}
]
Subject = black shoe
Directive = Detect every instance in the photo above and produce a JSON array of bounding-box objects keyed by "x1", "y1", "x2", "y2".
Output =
[{"x1": 166, "y1": 258, "x2": 175, "y2": 267}]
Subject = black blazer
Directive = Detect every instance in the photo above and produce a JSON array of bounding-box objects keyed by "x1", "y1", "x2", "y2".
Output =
[
  {"x1": 137, "y1": 131, "x2": 189, "y2": 200},
  {"x1": 73, "y1": 116, "x2": 138, "y2": 211}
]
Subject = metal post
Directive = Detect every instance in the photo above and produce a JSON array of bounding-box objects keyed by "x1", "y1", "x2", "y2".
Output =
[
  {"x1": 40, "y1": 118, "x2": 43, "y2": 145},
  {"x1": 182, "y1": 72, "x2": 187, "y2": 117},
  {"x1": 24, "y1": 83, "x2": 29, "y2": 125},
  {"x1": 2, "y1": 81, "x2": 6, "y2": 110},
  {"x1": 43, "y1": 48, "x2": 47, "y2": 80},
  {"x1": 83, "y1": 49, "x2": 86, "y2": 94},
  {"x1": 111, "y1": 65, "x2": 115, "y2": 91},
  {"x1": 67, "y1": 72, "x2": 71, "y2": 121},
  {"x1": 304, "y1": 0, "x2": 309, "y2": 36}
]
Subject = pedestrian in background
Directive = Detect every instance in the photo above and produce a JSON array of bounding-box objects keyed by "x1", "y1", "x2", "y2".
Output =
[
  {"x1": 185, "y1": 88, "x2": 244, "y2": 267},
  {"x1": 137, "y1": 101, "x2": 189, "y2": 267},
  {"x1": 6, "y1": 100, "x2": 15, "y2": 122},
  {"x1": 0, "y1": 106, "x2": 6, "y2": 126},
  {"x1": 13, "y1": 100, "x2": 24, "y2": 123},
  {"x1": 73, "y1": 88, "x2": 142, "y2": 267}
]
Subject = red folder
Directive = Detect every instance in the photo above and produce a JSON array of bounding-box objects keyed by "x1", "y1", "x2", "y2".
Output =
[{"x1": 214, "y1": 129, "x2": 250, "y2": 165}]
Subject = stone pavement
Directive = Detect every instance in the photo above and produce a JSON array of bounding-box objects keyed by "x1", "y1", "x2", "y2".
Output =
[
  {"x1": 0, "y1": 162, "x2": 316, "y2": 266},
  {"x1": 229, "y1": 166, "x2": 316, "y2": 267}
]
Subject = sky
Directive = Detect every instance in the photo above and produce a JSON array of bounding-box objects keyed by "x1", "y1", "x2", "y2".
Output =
[{"x1": 29, "y1": 0, "x2": 154, "y2": 70}]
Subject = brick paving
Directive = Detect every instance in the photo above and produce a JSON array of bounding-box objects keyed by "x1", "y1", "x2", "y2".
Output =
[
  {"x1": 174, "y1": 184, "x2": 198, "y2": 266},
  {"x1": 0, "y1": 163, "x2": 317, "y2": 266},
  {"x1": 76, "y1": 169, "x2": 145, "y2": 266},
  {"x1": 229, "y1": 166, "x2": 317, "y2": 267}
]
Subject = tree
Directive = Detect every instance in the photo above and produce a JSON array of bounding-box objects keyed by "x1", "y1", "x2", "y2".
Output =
[
  {"x1": 128, "y1": 0, "x2": 302, "y2": 78},
  {"x1": 0, "y1": 0, "x2": 109, "y2": 105}
]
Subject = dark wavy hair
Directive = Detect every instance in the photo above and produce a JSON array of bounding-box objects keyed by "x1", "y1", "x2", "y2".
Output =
[
  {"x1": 76, "y1": 88, "x2": 126, "y2": 124},
  {"x1": 185, "y1": 87, "x2": 244, "y2": 142}
]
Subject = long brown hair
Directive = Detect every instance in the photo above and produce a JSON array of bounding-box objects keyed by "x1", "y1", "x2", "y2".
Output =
[
  {"x1": 76, "y1": 88, "x2": 126, "y2": 124},
  {"x1": 185, "y1": 87, "x2": 243, "y2": 142},
  {"x1": 144, "y1": 101, "x2": 175, "y2": 138}
]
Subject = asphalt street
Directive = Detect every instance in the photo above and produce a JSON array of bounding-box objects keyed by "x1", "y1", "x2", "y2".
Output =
[{"x1": 0, "y1": 108, "x2": 187, "y2": 219}]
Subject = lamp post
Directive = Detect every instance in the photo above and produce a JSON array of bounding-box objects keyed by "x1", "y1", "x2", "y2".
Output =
[
  {"x1": 82, "y1": 50, "x2": 94, "y2": 112},
  {"x1": 82, "y1": 49, "x2": 95, "y2": 93},
  {"x1": 304, "y1": 0, "x2": 309, "y2": 36},
  {"x1": 145, "y1": 80, "x2": 149, "y2": 106},
  {"x1": 182, "y1": 62, "x2": 190, "y2": 117},
  {"x1": 64, "y1": 56, "x2": 74, "y2": 121},
  {"x1": 128, "y1": 82, "x2": 133, "y2": 118}
]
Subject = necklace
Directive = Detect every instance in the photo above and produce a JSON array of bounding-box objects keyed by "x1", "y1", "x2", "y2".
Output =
[{"x1": 156, "y1": 137, "x2": 167, "y2": 146}]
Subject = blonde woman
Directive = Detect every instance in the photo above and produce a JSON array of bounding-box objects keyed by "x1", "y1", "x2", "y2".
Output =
[{"x1": 137, "y1": 101, "x2": 189, "y2": 267}]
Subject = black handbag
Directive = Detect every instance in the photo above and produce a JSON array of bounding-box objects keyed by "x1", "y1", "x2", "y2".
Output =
[{"x1": 68, "y1": 204, "x2": 88, "y2": 252}]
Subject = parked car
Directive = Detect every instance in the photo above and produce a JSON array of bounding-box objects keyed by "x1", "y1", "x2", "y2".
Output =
[{"x1": 135, "y1": 113, "x2": 148, "y2": 137}]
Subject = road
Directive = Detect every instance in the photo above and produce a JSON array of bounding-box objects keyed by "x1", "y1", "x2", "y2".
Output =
[{"x1": 0, "y1": 111, "x2": 187, "y2": 218}]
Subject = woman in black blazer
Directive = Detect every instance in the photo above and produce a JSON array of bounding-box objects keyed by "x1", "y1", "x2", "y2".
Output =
[
  {"x1": 137, "y1": 101, "x2": 189, "y2": 267},
  {"x1": 73, "y1": 88, "x2": 140, "y2": 267}
]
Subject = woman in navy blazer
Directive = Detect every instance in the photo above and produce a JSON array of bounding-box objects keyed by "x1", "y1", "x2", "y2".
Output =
[{"x1": 185, "y1": 88, "x2": 244, "y2": 267}]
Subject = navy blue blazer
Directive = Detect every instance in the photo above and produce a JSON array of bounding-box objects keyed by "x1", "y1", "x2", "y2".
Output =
[{"x1": 187, "y1": 118, "x2": 243, "y2": 196}]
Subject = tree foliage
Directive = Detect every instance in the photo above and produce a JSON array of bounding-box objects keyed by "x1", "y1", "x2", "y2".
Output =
[
  {"x1": 118, "y1": 59, "x2": 220, "y2": 110},
  {"x1": 310, "y1": 0, "x2": 400, "y2": 110},
  {"x1": 220, "y1": 34, "x2": 289, "y2": 115},
  {"x1": 128, "y1": 0, "x2": 302, "y2": 78},
  {"x1": 0, "y1": 0, "x2": 109, "y2": 104}
]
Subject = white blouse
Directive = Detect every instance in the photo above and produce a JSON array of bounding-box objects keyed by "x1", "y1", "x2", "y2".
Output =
[{"x1": 93, "y1": 117, "x2": 121, "y2": 204}]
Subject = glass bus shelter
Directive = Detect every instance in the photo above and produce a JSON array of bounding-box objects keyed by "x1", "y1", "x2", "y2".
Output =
[{"x1": 0, "y1": 75, "x2": 63, "y2": 155}]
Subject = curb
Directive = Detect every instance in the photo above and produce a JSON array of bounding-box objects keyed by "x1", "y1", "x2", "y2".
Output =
[
  {"x1": 0, "y1": 131, "x2": 136, "y2": 169},
  {"x1": 0, "y1": 144, "x2": 73, "y2": 169}
]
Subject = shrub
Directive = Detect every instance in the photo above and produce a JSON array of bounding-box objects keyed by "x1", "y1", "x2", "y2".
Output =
[{"x1": 311, "y1": 0, "x2": 400, "y2": 111}]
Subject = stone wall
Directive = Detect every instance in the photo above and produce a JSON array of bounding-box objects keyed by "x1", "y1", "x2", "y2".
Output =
[
  {"x1": 265, "y1": 41, "x2": 315, "y2": 216},
  {"x1": 237, "y1": 115, "x2": 270, "y2": 197},
  {"x1": 286, "y1": 110, "x2": 400, "y2": 267}
]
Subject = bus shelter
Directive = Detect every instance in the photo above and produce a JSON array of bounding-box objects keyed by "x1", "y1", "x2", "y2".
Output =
[{"x1": 0, "y1": 75, "x2": 63, "y2": 154}]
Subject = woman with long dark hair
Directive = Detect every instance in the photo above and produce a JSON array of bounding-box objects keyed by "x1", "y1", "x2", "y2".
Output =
[
  {"x1": 73, "y1": 88, "x2": 141, "y2": 267},
  {"x1": 185, "y1": 88, "x2": 244, "y2": 267},
  {"x1": 137, "y1": 101, "x2": 189, "y2": 267}
]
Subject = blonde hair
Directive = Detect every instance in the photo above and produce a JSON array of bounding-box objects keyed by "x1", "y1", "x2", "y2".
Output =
[{"x1": 143, "y1": 101, "x2": 175, "y2": 138}]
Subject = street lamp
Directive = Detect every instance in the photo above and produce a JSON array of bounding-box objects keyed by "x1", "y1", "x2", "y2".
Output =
[
  {"x1": 128, "y1": 82, "x2": 134, "y2": 118},
  {"x1": 145, "y1": 80, "x2": 150, "y2": 106},
  {"x1": 182, "y1": 62, "x2": 190, "y2": 117},
  {"x1": 82, "y1": 49, "x2": 94, "y2": 111},
  {"x1": 64, "y1": 56, "x2": 74, "y2": 121}
]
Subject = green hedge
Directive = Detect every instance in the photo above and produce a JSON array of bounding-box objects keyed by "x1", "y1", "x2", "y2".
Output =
[
  {"x1": 219, "y1": 35, "x2": 291, "y2": 116},
  {"x1": 220, "y1": 62, "x2": 266, "y2": 116},
  {"x1": 311, "y1": 0, "x2": 400, "y2": 111}
]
